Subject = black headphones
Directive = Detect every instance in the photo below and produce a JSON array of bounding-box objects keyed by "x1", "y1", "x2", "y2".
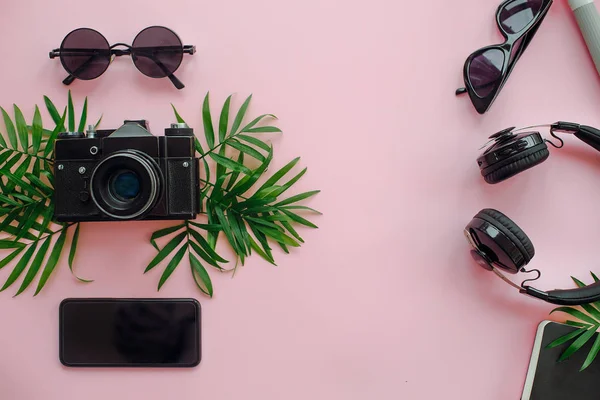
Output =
[{"x1": 465, "y1": 122, "x2": 600, "y2": 305}]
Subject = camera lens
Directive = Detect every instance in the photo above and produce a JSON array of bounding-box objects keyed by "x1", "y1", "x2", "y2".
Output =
[
  {"x1": 90, "y1": 150, "x2": 163, "y2": 220},
  {"x1": 110, "y1": 171, "x2": 141, "y2": 201}
]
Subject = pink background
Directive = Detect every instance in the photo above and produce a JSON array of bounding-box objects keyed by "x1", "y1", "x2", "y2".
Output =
[{"x1": 0, "y1": 0, "x2": 599, "y2": 398}]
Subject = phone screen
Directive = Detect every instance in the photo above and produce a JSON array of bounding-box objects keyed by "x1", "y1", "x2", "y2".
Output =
[{"x1": 59, "y1": 298, "x2": 201, "y2": 367}]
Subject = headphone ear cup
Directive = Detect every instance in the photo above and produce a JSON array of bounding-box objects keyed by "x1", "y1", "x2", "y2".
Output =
[
  {"x1": 476, "y1": 209, "x2": 535, "y2": 263},
  {"x1": 482, "y1": 145, "x2": 549, "y2": 184}
]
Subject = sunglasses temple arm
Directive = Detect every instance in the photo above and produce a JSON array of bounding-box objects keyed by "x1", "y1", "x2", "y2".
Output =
[
  {"x1": 456, "y1": 78, "x2": 498, "y2": 96},
  {"x1": 146, "y1": 54, "x2": 185, "y2": 90},
  {"x1": 51, "y1": 49, "x2": 98, "y2": 86},
  {"x1": 183, "y1": 45, "x2": 196, "y2": 55},
  {"x1": 62, "y1": 74, "x2": 76, "y2": 86},
  {"x1": 168, "y1": 74, "x2": 185, "y2": 90},
  {"x1": 63, "y1": 57, "x2": 98, "y2": 86},
  {"x1": 165, "y1": 45, "x2": 194, "y2": 88}
]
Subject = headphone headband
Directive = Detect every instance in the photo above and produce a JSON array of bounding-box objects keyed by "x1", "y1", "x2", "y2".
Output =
[
  {"x1": 468, "y1": 123, "x2": 600, "y2": 305},
  {"x1": 466, "y1": 209, "x2": 600, "y2": 305}
]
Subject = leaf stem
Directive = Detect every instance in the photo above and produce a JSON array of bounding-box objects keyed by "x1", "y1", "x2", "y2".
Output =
[
  {"x1": 1, "y1": 194, "x2": 51, "y2": 212},
  {"x1": 0, "y1": 145, "x2": 53, "y2": 162},
  {"x1": 183, "y1": 220, "x2": 232, "y2": 273},
  {"x1": 200, "y1": 178, "x2": 249, "y2": 201},
  {"x1": 20, "y1": 223, "x2": 75, "y2": 247},
  {"x1": 197, "y1": 130, "x2": 250, "y2": 161}
]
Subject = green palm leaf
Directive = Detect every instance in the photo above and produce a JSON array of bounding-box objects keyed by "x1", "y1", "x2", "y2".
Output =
[
  {"x1": 227, "y1": 139, "x2": 265, "y2": 161},
  {"x1": 44, "y1": 95, "x2": 65, "y2": 130},
  {"x1": 240, "y1": 114, "x2": 277, "y2": 133},
  {"x1": 0, "y1": 129, "x2": 7, "y2": 148},
  {"x1": 548, "y1": 273, "x2": 600, "y2": 370},
  {"x1": 149, "y1": 224, "x2": 185, "y2": 250},
  {"x1": 247, "y1": 235, "x2": 276, "y2": 265},
  {"x1": 0, "y1": 247, "x2": 25, "y2": 270},
  {"x1": 44, "y1": 111, "x2": 67, "y2": 157},
  {"x1": 68, "y1": 223, "x2": 91, "y2": 283},
  {"x1": 145, "y1": 231, "x2": 186, "y2": 273},
  {"x1": 571, "y1": 277, "x2": 600, "y2": 319},
  {"x1": 34, "y1": 227, "x2": 68, "y2": 296},
  {"x1": 230, "y1": 95, "x2": 252, "y2": 135},
  {"x1": 158, "y1": 244, "x2": 187, "y2": 290},
  {"x1": 188, "y1": 241, "x2": 221, "y2": 270},
  {"x1": 280, "y1": 209, "x2": 319, "y2": 228},
  {"x1": 560, "y1": 327, "x2": 598, "y2": 362},
  {"x1": 275, "y1": 190, "x2": 320, "y2": 207},
  {"x1": 1, "y1": 107, "x2": 17, "y2": 149},
  {"x1": 218, "y1": 95, "x2": 231, "y2": 142},
  {"x1": 13, "y1": 105, "x2": 29, "y2": 152},
  {"x1": 237, "y1": 134, "x2": 271, "y2": 152},
  {"x1": 15, "y1": 236, "x2": 52, "y2": 296},
  {"x1": 551, "y1": 307, "x2": 598, "y2": 325},
  {"x1": 188, "y1": 228, "x2": 228, "y2": 263},
  {"x1": 566, "y1": 320, "x2": 591, "y2": 328},
  {"x1": 202, "y1": 93, "x2": 215, "y2": 148},
  {"x1": 67, "y1": 91, "x2": 75, "y2": 131},
  {"x1": 171, "y1": 104, "x2": 185, "y2": 123},
  {"x1": 77, "y1": 97, "x2": 88, "y2": 133},
  {"x1": 225, "y1": 152, "x2": 244, "y2": 191},
  {"x1": 209, "y1": 153, "x2": 251, "y2": 174},
  {"x1": 1, "y1": 242, "x2": 38, "y2": 292},
  {"x1": 242, "y1": 126, "x2": 281, "y2": 133},
  {"x1": 189, "y1": 253, "x2": 213, "y2": 297},
  {"x1": 582, "y1": 333, "x2": 600, "y2": 371},
  {"x1": 31, "y1": 106, "x2": 43, "y2": 154},
  {"x1": 547, "y1": 327, "x2": 588, "y2": 349}
]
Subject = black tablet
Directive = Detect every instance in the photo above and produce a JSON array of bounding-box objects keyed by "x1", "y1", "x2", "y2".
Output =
[{"x1": 521, "y1": 320, "x2": 600, "y2": 399}]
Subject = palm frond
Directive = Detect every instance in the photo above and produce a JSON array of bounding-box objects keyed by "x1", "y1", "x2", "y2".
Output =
[
  {"x1": 0, "y1": 91, "x2": 94, "y2": 296},
  {"x1": 548, "y1": 272, "x2": 600, "y2": 371},
  {"x1": 148, "y1": 94, "x2": 320, "y2": 296}
]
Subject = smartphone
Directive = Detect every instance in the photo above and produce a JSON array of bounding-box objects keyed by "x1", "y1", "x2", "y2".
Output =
[{"x1": 59, "y1": 298, "x2": 201, "y2": 368}]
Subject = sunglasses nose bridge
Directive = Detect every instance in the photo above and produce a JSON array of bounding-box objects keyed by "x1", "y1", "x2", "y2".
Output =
[{"x1": 110, "y1": 43, "x2": 132, "y2": 57}]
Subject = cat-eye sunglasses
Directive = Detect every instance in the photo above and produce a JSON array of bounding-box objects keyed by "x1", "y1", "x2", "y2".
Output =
[
  {"x1": 455, "y1": 0, "x2": 552, "y2": 114},
  {"x1": 49, "y1": 26, "x2": 196, "y2": 90}
]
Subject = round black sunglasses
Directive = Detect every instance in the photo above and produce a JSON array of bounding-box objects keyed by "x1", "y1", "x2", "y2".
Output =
[
  {"x1": 49, "y1": 26, "x2": 196, "y2": 90},
  {"x1": 455, "y1": 0, "x2": 553, "y2": 114}
]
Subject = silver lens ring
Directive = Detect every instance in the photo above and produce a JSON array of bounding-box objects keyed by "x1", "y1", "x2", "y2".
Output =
[{"x1": 90, "y1": 151, "x2": 160, "y2": 220}]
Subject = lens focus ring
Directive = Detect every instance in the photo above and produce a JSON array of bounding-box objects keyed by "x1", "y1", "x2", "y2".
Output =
[{"x1": 90, "y1": 150, "x2": 162, "y2": 220}]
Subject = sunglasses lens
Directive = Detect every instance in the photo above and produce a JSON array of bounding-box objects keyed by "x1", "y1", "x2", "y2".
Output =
[
  {"x1": 60, "y1": 28, "x2": 110, "y2": 80},
  {"x1": 468, "y1": 49, "x2": 505, "y2": 98},
  {"x1": 132, "y1": 27, "x2": 183, "y2": 78},
  {"x1": 498, "y1": 0, "x2": 544, "y2": 35}
]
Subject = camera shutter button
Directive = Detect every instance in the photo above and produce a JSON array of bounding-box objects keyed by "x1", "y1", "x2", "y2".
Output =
[{"x1": 165, "y1": 123, "x2": 194, "y2": 137}]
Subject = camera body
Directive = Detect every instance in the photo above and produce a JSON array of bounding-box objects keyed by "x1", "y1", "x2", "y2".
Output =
[{"x1": 54, "y1": 120, "x2": 200, "y2": 222}]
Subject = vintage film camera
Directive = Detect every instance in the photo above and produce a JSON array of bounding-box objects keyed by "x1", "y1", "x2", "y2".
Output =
[{"x1": 53, "y1": 120, "x2": 200, "y2": 222}]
